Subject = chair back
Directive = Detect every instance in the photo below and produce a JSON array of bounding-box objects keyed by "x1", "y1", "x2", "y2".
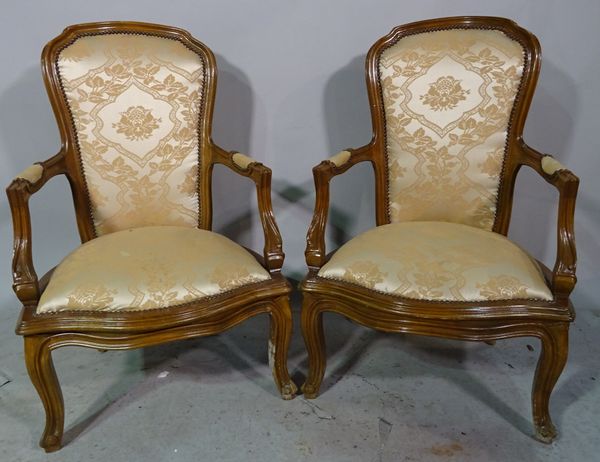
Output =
[
  {"x1": 43, "y1": 22, "x2": 216, "y2": 237},
  {"x1": 366, "y1": 17, "x2": 540, "y2": 232}
]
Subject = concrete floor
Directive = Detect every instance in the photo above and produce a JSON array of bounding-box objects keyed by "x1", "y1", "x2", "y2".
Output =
[{"x1": 1, "y1": 291, "x2": 599, "y2": 462}]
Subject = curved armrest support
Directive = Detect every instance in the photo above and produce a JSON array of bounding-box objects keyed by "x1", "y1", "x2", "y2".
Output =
[
  {"x1": 6, "y1": 151, "x2": 66, "y2": 305},
  {"x1": 210, "y1": 144, "x2": 284, "y2": 272},
  {"x1": 517, "y1": 141, "x2": 579, "y2": 300},
  {"x1": 305, "y1": 144, "x2": 373, "y2": 269}
]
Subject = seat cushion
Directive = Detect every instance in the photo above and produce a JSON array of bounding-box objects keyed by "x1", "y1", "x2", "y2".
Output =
[
  {"x1": 37, "y1": 226, "x2": 271, "y2": 313},
  {"x1": 318, "y1": 222, "x2": 552, "y2": 302}
]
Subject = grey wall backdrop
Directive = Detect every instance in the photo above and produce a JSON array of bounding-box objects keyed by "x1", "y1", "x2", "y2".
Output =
[{"x1": 1, "y1": 1, "x2": 598, "y2": 314}]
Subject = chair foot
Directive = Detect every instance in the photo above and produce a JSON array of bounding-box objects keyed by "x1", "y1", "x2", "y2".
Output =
[
  {"x1": 42, "y1": 435, "x2": 62, "y2": 453},
  {"x1": 269, "y1": 297, "x2": 297, "y2": 400},
  {"x1": 534, "y1": 421, "x2": 558, "y2": 444},
  {"x1": 280, "y1": 381, "x2": 298, "y2": 401},
  {"x1": 24, "y1": 336, "x2": 65, "y2": 452},
  {"x1": 531, "y1": 322, "x2": 568, "y2": 444},
  {"x1": 301, "y1": 293, "x2": 326, "y2": 398},
  {"x1": 300, "y1": 383, "x2": 319, "y2": 400}
]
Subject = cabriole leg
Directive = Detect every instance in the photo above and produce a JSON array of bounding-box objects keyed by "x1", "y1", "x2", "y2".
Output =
[
  {"x1": 269, "y1": 296, "x2": 297, "y2": 400},
  {"x1": 532, "y1": 322, "x2": 569, "y2": 443},
  {"x1": 24, "y1": 335, "x2": 64, "y2": 452},
  {"x1": 301, "y1": 293, "x2": 326, "y2": 398}
]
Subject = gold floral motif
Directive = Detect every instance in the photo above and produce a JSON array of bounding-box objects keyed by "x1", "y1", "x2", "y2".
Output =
[
  {"x1": 479, "y1": 147, "x2": 504, "y2": 178},
  {"x1": 420, "y1": 76, "x2": 470, "y2": 111},
  {"x1": 86, "y1": 180, "x2": 109, "y2": 208},
  {"x1": 389, "y1": 159, "x2": 407, "y2": 180},
  {"x1": 342, "y1": 261, "x2": 387, "y2": 289},
  {"x1": 210, "y1": 264, "x2": 264, "y2": 291},
  {"x1": 140, "y1": 265, "x2": 180, "y2": 309},
  {"x1": 105, "y1": 63, "x2": 131, "y2": 80},
  {"x1": 113, "y1": 106, "x2": 161, "y2": 141},
  {"x1": 476, "y1": 275, "x2": 531, "y2": 299},
  {"x1": 403, "y1": 269, "x2": 453, "y2": 300},
  {"x1": 65, "y1": 284, "x2": 117, "y2": 310},
  {"x1": 179, "y1": 166, "x2": 198, "y2": 196},
  {"x1": 415, "y1": 271, "x2": 452, "y2": 290}
]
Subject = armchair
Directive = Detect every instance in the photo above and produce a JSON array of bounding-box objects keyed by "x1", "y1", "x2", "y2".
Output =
[
  {"x1": 300, "y1": 16, "x2": 578, "y2": 443},
  {"x1": 7, "y1": 22, "x2": 296, "y2": 452}
]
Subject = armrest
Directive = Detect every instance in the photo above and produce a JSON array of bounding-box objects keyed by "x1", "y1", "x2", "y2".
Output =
[
  {"x1": 305, "y1": 144, "x2": 373, "y2": 269},
  {"x1": 517, "y1": 141, "x2": 579, "y2": 300},
  {"x1": 6, "y1": 151, "x2": 66, "y2": 305},
  {"x1": 210, "y1": 143, "x2": 284, "y2": 272}
]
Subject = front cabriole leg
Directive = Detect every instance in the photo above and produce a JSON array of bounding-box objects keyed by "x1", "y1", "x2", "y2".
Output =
[
  {"x1": 300, "y1": 293, "x2": 326, "y2": 399},
  {"x1": 268, "y1": 296, "x2": 297, "y2": 399},
  {"x1": 532, "y1": 322, "x2": 569, "y2": 443},
  {"x1": 24, "y1": 335, "x2": 65, "y2": 452}
]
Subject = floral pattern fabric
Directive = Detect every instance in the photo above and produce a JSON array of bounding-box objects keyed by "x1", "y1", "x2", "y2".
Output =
[
  {"x1": 57, "y1": 34, "x2": 205, "y2": 235},
  {"x1": 318, "y1": 222, "x2": 553, "y2": 302},
  {"x1": 421, "y1": 75, "x2": 470, "y2": 111},
  {"x1": 37, "y1": 226, "x2": 271, "y2": 313},
  {"x1": 379, "y1": 29, "x2": 525, "y2": 229}
]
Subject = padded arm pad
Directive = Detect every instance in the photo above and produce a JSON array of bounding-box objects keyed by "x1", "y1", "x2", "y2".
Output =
[
  {"x1": 328, "y1": 150, "x2": 351, "y2": 167},
  {"x1": 232, "y1": 152, "x2": 258, "y2": 169},
  {"x1": 15, "y1": 164, "x2": 44, "y2": 183},
  {"x1": 541, "y1": 156, "x2": 566, "y2": 175}
]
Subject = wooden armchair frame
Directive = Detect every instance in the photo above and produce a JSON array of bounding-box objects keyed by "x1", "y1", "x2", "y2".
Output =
[
  {"x1": 7, "y1": 22, "x2": 296, "y2": 453},
  {"x1": 300, "y1": 16, "x2": 578, "y2": 443}
]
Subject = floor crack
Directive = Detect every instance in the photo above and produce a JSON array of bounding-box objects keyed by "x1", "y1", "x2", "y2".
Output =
[
  {"x1": 376, "y1": 417, "x2": 393, "y2": 462},
  {"x1": 356, "y1": 374, "x2": 382, "y2": 391},
  {"x1": 302, "y1": 398, "x2": 335, "y2": 420}
]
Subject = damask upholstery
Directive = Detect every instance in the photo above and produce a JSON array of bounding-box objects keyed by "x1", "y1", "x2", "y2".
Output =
[
  {"x1": 318, "y1": 221, "x2": 552, "y2": 301},
  {"x1": 37, "y1": 226, "x2": 270, "y2": 313},
  {"x1": 57, "y1": 34, "x2": 206, "y2": 235},
  {"x1": 379, "y1": 29, "x2": 525, "y2": 229}
]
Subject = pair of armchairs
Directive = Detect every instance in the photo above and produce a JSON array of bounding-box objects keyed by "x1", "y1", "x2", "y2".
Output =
[{"x1": 7, "y1": 17, "x2": 578, "y2": 452}]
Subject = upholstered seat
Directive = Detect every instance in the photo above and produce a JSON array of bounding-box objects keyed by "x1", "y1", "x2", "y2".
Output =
[
  {"x1": 318, "y1": 221, "x2": 552, "y2": 302},
  {"x1": 37, "y1": 226, "x2": 271, "y2": 313}
]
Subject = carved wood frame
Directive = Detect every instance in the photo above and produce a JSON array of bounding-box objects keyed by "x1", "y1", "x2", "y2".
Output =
[
  {"x1": 6, "y1": 21, "x2": 295, "y2": 453},
  {"x1": 300, "y1": 16, "x2": 579, "y2": 444}
]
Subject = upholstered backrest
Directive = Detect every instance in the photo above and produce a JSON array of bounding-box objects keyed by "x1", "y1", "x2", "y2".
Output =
[
  {"x1": 378, "y1": 26, "x2": 526, "y2": 230},
  {"x1": 54, "y1": 28, "x2": 208, "y2": 235}
]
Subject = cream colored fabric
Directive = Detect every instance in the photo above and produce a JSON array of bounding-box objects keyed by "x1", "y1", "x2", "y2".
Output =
[
  {"x1": 15, "y1": 164, "x2": 43, "y2": 183},
  {"x1": 57, "y1": 34, "x2": 205, "y2": 235},
  {"x1": 328, "y1": 150, "x2": 351, "y2": 167},
  {"x1": 319, "y1": 222, "x2": 552, "y2": 301},
  {"x1": 232, "y1": 152, "x2": 256, "y2": 169},
  {"x1": 379, "y1": 29, "x2": 525, "y2": 229},
  {"x1": 37, "y1": 226, "x2": 270, "y2": 313},
  {"x1": 541, "y1": 156, "x2": 566, "y2": 175}
]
